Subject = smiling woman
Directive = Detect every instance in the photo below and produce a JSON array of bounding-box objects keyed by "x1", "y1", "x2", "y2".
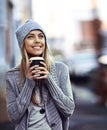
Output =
[
  {"x1": 24, "y1": 30, "x2": 46, "y2": 57},
  {"x1": 5, "y1": 19, "x2": 75, "y2": 130}
]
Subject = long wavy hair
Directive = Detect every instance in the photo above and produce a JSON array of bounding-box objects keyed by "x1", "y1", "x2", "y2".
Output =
[
  {"x1": 19, "y1": 35, "x2": 53, "y2": 105},
  {"x1": 20, "y1": 36, "x2": 53, "y2": 78}
]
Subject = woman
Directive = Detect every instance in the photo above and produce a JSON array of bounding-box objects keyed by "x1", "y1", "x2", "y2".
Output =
[{"x1": 5, "y1": 19, "x2": 75, "y2": 130}]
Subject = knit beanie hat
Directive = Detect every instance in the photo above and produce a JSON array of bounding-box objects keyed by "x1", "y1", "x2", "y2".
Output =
[{"x1": 16, "y1": 19, "x2": 46, "y2": 48}]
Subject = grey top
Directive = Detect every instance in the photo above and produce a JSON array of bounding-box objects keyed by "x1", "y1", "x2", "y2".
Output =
[
  {"x1": 28, "y1": 102, "x2": 51, "y2": 130},
  {"x1": 28, "y1": 87, "x2": 51, "y2": 130},
  {"x1": 5, "y1": 61, "x2": 75, "y2": 130}
]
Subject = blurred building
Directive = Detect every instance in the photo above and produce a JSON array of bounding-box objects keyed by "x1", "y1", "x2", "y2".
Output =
[
  {"x1": 0, "y1": 0, "x2": 14, "y2": 123},
  {"x1": 0, "y1": 0, "x2": 32, "y2": 123}
]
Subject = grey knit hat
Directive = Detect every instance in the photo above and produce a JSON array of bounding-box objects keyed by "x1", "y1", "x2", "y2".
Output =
[{"x1": 16, "y1": 19, "x2": 46, "y2": 48}]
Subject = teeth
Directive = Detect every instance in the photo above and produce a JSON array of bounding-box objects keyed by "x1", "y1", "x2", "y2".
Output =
[{"x1": 33, "y1": 46, "x2": 41, "y2": 48}]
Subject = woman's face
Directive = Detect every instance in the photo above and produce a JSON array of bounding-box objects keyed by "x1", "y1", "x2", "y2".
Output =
[{"x1": 24, "y1": 30, "x2": 45, "y2": 57}]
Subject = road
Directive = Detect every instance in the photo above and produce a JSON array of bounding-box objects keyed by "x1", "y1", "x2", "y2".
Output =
[{"x1": 69, "y1": 94, "x2": 107, "y2": 130}]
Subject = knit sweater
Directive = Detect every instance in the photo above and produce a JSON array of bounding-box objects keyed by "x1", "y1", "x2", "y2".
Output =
[{"x1": 5, "y1": 61, "x2": 75, "y2": 130}]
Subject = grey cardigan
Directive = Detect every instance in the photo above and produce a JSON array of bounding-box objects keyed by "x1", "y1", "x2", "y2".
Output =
[{"x1": 5, "y1": 61, "x2": 75, "y2": 130}]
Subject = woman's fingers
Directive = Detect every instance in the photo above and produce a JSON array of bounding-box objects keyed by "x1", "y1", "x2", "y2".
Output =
[
  {"x1": 32, "y1": 65, "x2": 49, "y2": 79},
  {"x1": 40, "y1": 61, "x2": 46, "y2": 67},
  {"x1": 30, "y1": 65, "x2": 39, "y2": 70},
  {"x1": 27, "y1": 62, "x2": 49, "y2": 80}
]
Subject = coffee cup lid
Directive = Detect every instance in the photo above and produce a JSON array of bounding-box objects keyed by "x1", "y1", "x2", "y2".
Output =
[{"x1": 30, "y1": 57, "x2": 44, "y2": 61}]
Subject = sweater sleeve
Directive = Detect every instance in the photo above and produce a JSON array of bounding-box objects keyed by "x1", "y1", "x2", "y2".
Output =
[
  {"x1": 44, "y1": 62, "x2": 75, "y2": 117},
  {"x1": 5, "y1": 71, "x2": 35, "y2": 124}
]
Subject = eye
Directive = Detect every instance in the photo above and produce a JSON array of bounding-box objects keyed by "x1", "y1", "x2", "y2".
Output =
[
  {"x1": 27, "y1": 35, "x2": 34, "y2": 39},
  {"x1": 38, "y1": 34, "x2": 44, "y2": 39}
]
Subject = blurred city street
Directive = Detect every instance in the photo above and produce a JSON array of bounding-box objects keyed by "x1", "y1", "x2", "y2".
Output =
[
  {"x1": 1, "y1": 0, "x2": 107, "y2": 130},
  {"x1": 68, "y1": 77, "x2": 107, "y2": 130},
  {"x1": 69, "y1": 103, "x2": 107, "y2": 130}
]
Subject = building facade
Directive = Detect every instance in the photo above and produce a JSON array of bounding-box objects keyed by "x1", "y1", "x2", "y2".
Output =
[{"x1": 0, "y1": 0, "x2": 32, "y2": 123}]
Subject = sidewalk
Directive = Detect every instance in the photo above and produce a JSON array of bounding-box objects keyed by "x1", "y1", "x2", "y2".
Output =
[{"x1": 69, "y1": 92, "x2": 107, "y2": 130}]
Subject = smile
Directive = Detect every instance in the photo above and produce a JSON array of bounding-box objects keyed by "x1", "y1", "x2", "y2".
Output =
[
  {"x1": 33, "y1": 46, "x2": 41, "y2": 49},
  {"x1": 32, "y1": 45, "x2": 41, "y2": 49}
]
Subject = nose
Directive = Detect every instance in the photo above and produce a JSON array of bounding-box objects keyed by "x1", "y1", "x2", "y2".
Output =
[{"x1": 34, "y1": 36, "x2": 40, "y2": 43}]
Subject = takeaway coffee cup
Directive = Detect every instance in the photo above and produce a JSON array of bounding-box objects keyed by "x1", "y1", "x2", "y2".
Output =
[
  {"x1": 30, "y1": 57, "x2": 44, "y2": 67},
  {"x1": 30, "y1": 57, "x2": 45, "y2": 76}
]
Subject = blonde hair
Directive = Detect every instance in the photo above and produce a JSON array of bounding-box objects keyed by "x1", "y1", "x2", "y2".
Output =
[
  {"x1": 19, "y1": 39, "x2": 53, "y2": 80},
  {"x1": 19, "y1": 38, "x2": 53, "y2": 104}
]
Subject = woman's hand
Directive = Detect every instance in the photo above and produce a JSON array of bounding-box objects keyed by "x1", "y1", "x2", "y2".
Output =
[
  {"x1": 26, "y1": 61, "x2": 36, "y2": 80},
  {"x1": 33, "y1": 62, "x2": 49, "y2": 79},
  {"x1": 27, "y1": 61, "x2": 49, "y2": 80}
]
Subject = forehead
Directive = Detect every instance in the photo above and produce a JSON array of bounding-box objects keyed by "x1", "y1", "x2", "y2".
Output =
[{"x1": 28, "y1": 30, "x2": 43, "y2": 34}]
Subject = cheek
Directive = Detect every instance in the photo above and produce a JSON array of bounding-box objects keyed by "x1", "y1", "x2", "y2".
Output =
[
  {"x1": 24, "y1": 41, "x2": 31, "y2": 48},
  {"x1": 25, "y1": 44, "x2": 29, "y2": 51},
  {"x1": 24, "y1": 44, "x2": 32, "y2": 54},
  {"x1": 43, "y1": 42, "x2": 45, "y2": 47},
  {"x1": 43, "y1": 43, "x2": 46, "y2": 51},
  {"x1": 41, "y1": 39, "x2": 45, "y2": 47}
]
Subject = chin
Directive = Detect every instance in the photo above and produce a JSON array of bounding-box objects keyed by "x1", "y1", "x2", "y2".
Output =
[{"x1": 28, "y1": 53, "x2": 43, "y2": 57}]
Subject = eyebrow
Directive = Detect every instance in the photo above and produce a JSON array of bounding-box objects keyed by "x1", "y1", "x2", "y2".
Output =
[
  {"x1": 27, "y1": 33, "x2": 34, "y2": 36},
  {"x1": 28, "y1": 32, "x2": 43, "y2": 35}
]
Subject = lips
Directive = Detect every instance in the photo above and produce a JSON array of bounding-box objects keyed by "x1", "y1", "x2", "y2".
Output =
[
  {"x1": 32, "y1": 45, "x2": 41, "y2": 49},
  {"x1": 33, "y1": 46, "x2": 41, "y2": 49}
]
